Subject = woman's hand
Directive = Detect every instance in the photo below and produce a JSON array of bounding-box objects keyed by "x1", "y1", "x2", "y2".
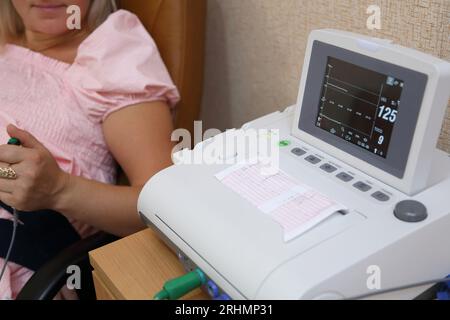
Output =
[{"x1": 0, "y1": 124, "x2": 69, "y2": 212}]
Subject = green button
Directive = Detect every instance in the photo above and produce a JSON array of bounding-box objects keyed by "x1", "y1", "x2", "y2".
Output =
[{"x1": 278, "y1": 140, "x2": 291, "y2": 147}]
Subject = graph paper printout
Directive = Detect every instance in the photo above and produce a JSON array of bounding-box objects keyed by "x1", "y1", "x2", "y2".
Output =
[{"x1": 215, "y1": 162, "x2": 347, "y2": 242}]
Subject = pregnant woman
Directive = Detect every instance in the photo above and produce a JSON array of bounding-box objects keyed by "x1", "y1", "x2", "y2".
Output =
[{"x1": 0, "y1": 0, "x2": 179, "y2": 299}]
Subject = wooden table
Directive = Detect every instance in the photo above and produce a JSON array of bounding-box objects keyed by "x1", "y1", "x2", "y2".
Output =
[{"x1": 89, "y1": 228, "x2": 209, "y2": 300}]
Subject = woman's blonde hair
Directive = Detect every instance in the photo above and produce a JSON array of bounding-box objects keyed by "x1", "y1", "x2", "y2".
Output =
[{"x1": 0, "y1": 0, "x2": 116, "y2": 44}]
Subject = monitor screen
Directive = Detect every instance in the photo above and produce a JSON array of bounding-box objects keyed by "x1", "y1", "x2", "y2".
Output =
[
  {"x1": 315, "y1": 57, "x2": 404, "y2": 158},
  {"x1": 298, "y1": 41, "x2": 427, "y2": 178}
]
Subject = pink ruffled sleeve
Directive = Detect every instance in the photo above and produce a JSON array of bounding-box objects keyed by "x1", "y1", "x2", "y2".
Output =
[{"x1": 68, "y1": 10, "x2": 180, "y2": 123}]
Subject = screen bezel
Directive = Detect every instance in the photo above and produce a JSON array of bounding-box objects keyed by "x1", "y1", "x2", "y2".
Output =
[{"x1": 298, "y1": 41, "x2": 428, "y2": 178}]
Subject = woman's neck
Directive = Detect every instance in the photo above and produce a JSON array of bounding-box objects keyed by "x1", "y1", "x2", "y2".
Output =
[
  {"x1": 16, "y1": 29, "x2": 89, "y2": 64},
  {"x1": 23, "y1": 29, "x2": 87, "y2": 53}
]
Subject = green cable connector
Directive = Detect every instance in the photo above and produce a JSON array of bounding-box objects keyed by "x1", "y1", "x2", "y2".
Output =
[
  {"x1": 154, "y1": 268, "x2": 207, "y2": 300},
  {"x1": 7, "y1": 138, "x2": 21, "y2": 146}
]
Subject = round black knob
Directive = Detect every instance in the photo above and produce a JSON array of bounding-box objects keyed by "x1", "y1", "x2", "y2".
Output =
[{"x1": 394, "y1": 200, "x2": 428, "y2": 223}]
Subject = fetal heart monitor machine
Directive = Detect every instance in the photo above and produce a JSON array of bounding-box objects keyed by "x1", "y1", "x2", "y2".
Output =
[{"x1": 138, "y1": 29, "x2": 450, "y2": 299}]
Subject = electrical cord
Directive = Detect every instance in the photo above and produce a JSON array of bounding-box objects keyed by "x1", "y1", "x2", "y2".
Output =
[
  {"x1": 345, "y1": 276, "x2": 450, "y2": 300},
  {"x1": 0, "y1": 208, "x2": 19, "y2": 284},
  {"x1": 0, "y1": 138, "x2": 22, "y2": 284}
]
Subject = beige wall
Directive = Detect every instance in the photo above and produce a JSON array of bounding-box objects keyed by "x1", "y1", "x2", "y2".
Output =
[{"x1": 201, "y1": 0, "x2": 450, "y2": 153}]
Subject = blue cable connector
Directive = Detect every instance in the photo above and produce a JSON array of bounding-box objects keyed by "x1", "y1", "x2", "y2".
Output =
[
  {"x1": 214, "y1": 293, "x2": 232, "y2": 301},
  {"x1": 436, "y1": 275, "x2": 450, "y2": 300},
  {"x1": 206, "y1": 280, "x2": 220, "y2": 298}
]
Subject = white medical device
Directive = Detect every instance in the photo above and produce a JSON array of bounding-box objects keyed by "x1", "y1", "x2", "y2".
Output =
[{"x1": 138, "y1": 30, "x2": 450, "y2": 299}]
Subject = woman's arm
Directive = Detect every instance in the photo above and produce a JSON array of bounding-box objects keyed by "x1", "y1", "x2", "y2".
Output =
[
  {"x1": 55, "y1": 101, "x2": 175, "y2": 236},
  {"x1": 0, "y1": 101, "x2": 175, "y2": 237}
]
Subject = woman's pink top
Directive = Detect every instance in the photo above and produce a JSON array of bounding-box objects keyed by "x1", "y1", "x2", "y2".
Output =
[{"x1": 0, "y1": 10, "x2": 179, "y2": 299}]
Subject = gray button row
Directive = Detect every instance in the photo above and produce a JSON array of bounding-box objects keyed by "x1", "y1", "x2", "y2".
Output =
[
  {"x1": 290, "y1": 148, "x2": 322, "y2": 164},
  {"x1": 290, "y1": 147, "x2": 390, "y2": 202}
]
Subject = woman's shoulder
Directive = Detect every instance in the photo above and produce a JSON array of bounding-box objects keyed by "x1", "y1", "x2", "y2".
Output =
[
  {"x1": 70, "y1": 8, "x2": 173, "y2": 93},
  {"x1": 67, "y1": 10, "x2": 179, "y2": 123},
  {"x1": 90, "y1": 9, "x2": 150, "y2": 40},
  {"x1": 77, "y1": 9, "x2": 155, "y2": 56}
]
